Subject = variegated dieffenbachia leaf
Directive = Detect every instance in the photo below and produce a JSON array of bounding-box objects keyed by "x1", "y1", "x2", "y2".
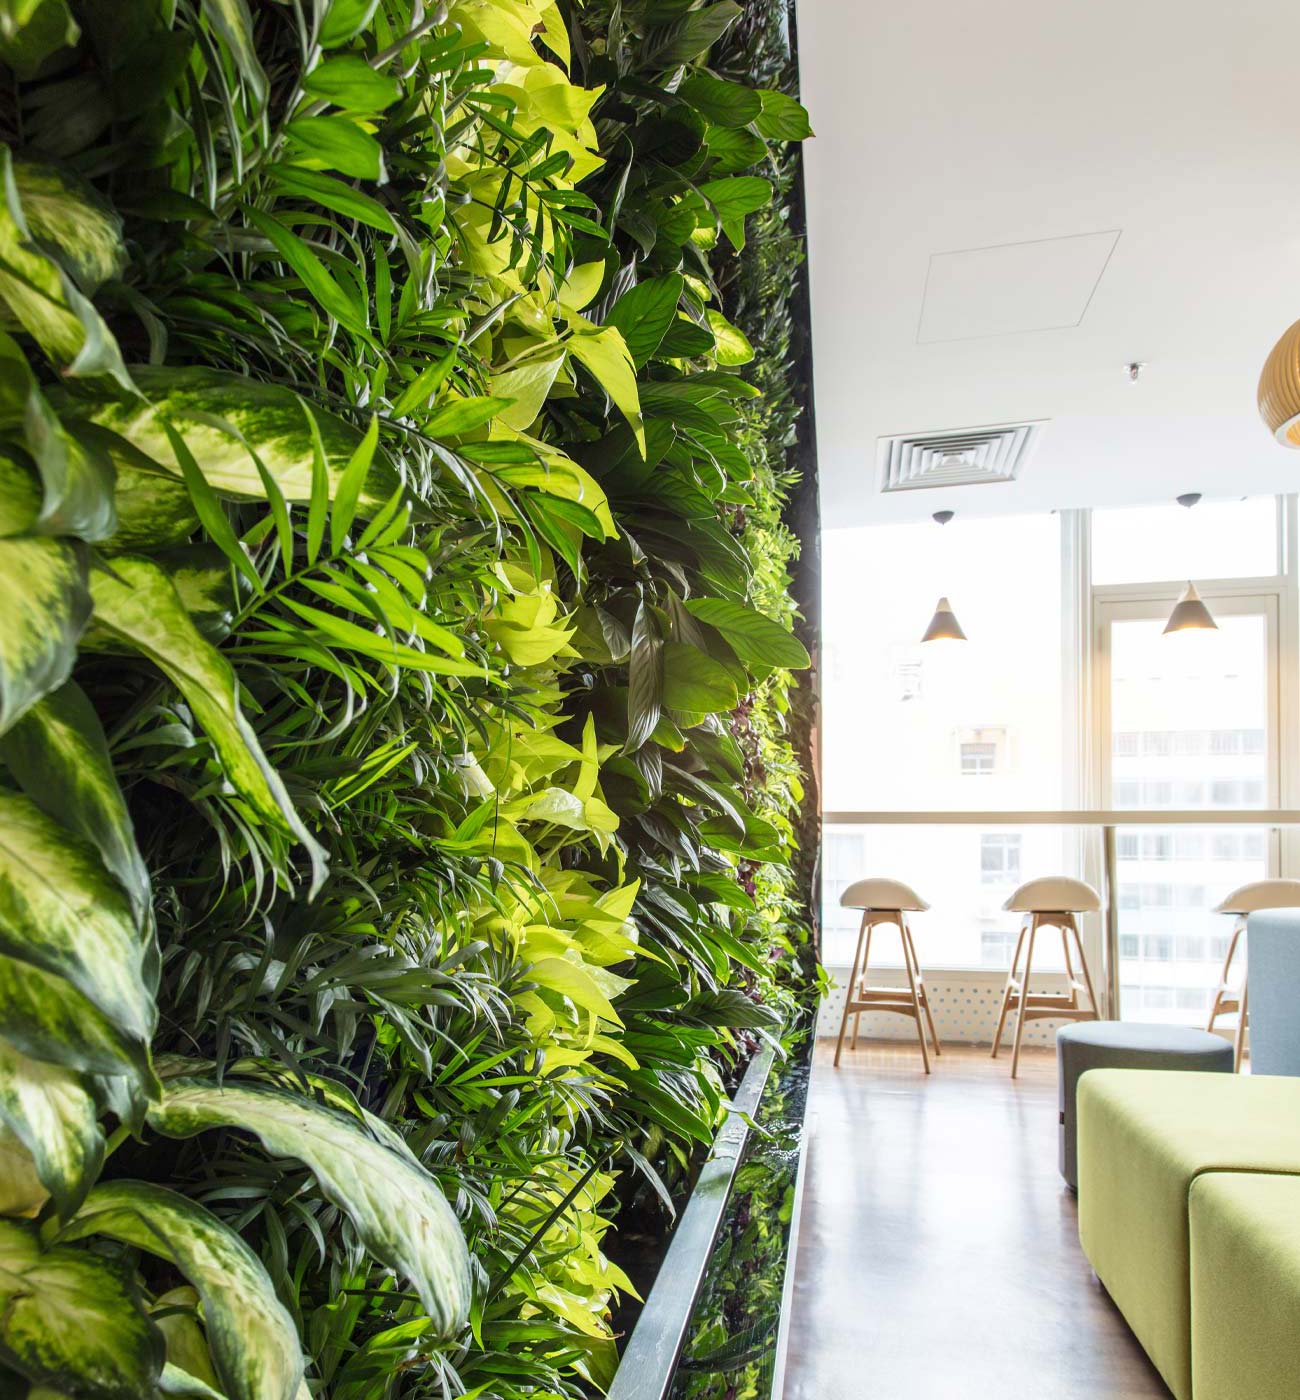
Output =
[
  {"x1": 23, "y1": 381, "x2": 117, "y2": 541},
  {"x1": 0, "y1": 533, "x2": 89, "y2": 734},
  {"x1": 0, "y1": 150, "x2": 131, "y2": 387},
  {"x1": 6, "y1": 158, "x2": 125, "y2": 294},
  {"x1": 0, "y1": 1123, "x2": 49, "y2": 1217},
  {"x1": 87, "y1": 555, "x2": 328, "y2": 894},
  {"x1": 59, "y1": 1181, "x2": 303, "y2": 1400},
  {"x1": 1, "y1": 681, "x2": 152, "y2": 927},
  {"x1": 0, "y1": 1036, "x2": 101, "y2": 1219},
  {"x1": 0, "y1": 792, "x2": 156, "y2": 1061},
  {"x1": 148, "y1": 1079, "x2": 473, "y2": 1338},
  {"x1": 76, "y1": 366, "x2": 398, "y2": 504},
  {"x1": 0, "y1": 951, "x2": 154, "y2": 1095},
  {"x1": 0, "y1": 1218, "x2": 163, "y2": 1395}
]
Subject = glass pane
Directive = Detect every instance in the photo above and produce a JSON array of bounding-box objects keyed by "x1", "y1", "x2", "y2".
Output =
[
  {"x1": 822, "y1": 513, "x2": 1067, "y2": 968},
  {"x1": 822, "y1": 823, "x2": 1069, "y2": 969},
  {"x1": 1092, "y1": 497, "x2": 1276, "y2": 585},
  {"x1": 1109, "y1": 612, "x2": 1270, "y2": 1023}
]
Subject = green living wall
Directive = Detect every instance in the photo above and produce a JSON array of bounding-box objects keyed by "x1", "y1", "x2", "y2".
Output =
[{"x1": 0, "y1": 0, "x2": 815, "y2": 1396}]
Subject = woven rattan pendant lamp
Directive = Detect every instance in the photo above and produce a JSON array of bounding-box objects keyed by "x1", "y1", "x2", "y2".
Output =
[{"x1": 1259, "y1": 317, "x2": 1300, "y2": 446}]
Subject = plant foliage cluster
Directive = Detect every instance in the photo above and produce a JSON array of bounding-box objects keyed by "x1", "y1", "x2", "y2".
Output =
[{"x1": 0, "y1": 0, "x2": 814, "y2": 1396}]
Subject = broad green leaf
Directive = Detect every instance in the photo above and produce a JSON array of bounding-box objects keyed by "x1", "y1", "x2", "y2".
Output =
[
  {"x1": 285, "y1": 115, "x2": 386, "y2": 182},
  {"x1": 88, "y1": 556, "x2": 328, "y2": 894},
  {"x1": 319, "y1": 0, "x2": 380, "y2": 47},
  {"x1": 0, "y1": 1036, "x2": 101, "y2": 1218},
  {"x1": 0, "y1": 952, "x2": 154, "y2": 1091},
  {"x1": 303, "y1": 55, "x2": 401, "y2": 111},
  {"x1": 0, "y1": 449, "x2": 39, "y2": 535},
  {"x1": 684, "y1": 597, "x2": 810, "y2": 668},
  {"x1": 23, "y1": 385, "x2": 117, "y2": 541},
  {"x1": 755, "y1": 89, "x2": 813, "y2": 141},
  {"x1": 0, "y1": 681, "x2": 151, "y2": 922},
  {"x1": 0, "y1": 0, "x2": 79, "y2": 77},
  {"x1": 200, "y1": 0, "x2": 267, "y2": 105},
  {"x1": 0, "y1": 534, "x2": 89, "y2": 735},
  {"x1": 490, "y1": 352, "x2": 566, "y2": 430},
  {"x1": 626, "y1": 602, "x2": 663, "y2": 752},
  {"x1": 604, "y1": 275, "x2": 682, "y2": 368},
  {"x1": 61, "y1": 1182, "x2": 304, "y2": 1400},
  {"x1": 567, "y1": 326, "x2": 644, "y2": 455},
  {"x1": 641, "y1": 1, "x2": 740, "y2": 67},
  {"x1": 0, "y1": 1219, "x2": 163, "y2": 1396},
  {"x1": 0, "y1": 1125, "x2": 48, "y2": 1216},
  {"x1": 75, "y1": 367, "x2": 398, "y2": 504},
  {"x1": 148, "y1": 1080, "x2": 473, "y2": 1339},
  {"x1": 102, "y1": 460, "x2": 199, "y2": 553},
  {"x1": 677, "y1": 73, "x2": 761, "y2": 128},
  {"x1": 695, "y1": 176, "x2": 773, "y2": 219},
  {"x1": 662, "y1": 642, "x2": 738, "y2": 715},
  {"x1": 0, "y1": 792, "x2": 155, "y2": 1049},
  {"x1": 704, "y1": 309, "x2": 754, "y2": 366},
  {"x1": 0, "y1": 152, "x2": 130, "y2": 387},
  {"x1": 7, "y1": 159, "x2": 124, "y2": 293}
]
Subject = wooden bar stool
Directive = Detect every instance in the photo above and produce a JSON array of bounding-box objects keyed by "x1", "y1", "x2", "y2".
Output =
[
  {"x1": 991, "y1": 877, "x2": 1102, "y2": 1079},
  {"x1": 1207, "y1": 879, "x2": 1300, "y2": 1071},
  {"x1": 833, "y1": 878, "x2": 941, "y2": 1073}
]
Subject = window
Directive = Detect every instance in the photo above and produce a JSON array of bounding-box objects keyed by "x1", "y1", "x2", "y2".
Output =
[
  {"x1": 1118, "y1": 834, "x2": 1139, "y2": 859},
  {"x1": 1176, "y1": 833, "x2": 1205, "y2": 860},
  {"x1": 980, "y1": 930, "x2": 1019, "y2": 967},
  {"x1": 1092, "y1": 496, "x2": 1277, "y2": 584},
  {"x1": 1143, "y1": 731, "x2": 1173, "y2": 757},
  {"x1": 1142, "y1": 935, "x2": 1173, "y2": 961},
  {"x1": 980, "y1": 834, "x2": 1022, "y2": 884},
  {"x1": 960, "y1": 742, "x2": 998, "y2": 776},
  {"x1": 1120, "y1": 934, "x2": 1139, "y2": 958},
  {"x1": 820, "y1": 513, "x2": 1064, "y2": 968},
  {"x1": 1141, "y1": 834, "x2": 1172, "y2": 860},
  {"x1": 1113, "y1": 731, "x2": 1139, "y2": 757}
]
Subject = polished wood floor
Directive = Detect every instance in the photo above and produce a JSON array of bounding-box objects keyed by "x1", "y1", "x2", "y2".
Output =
[{"x1": 784, "y1": 1040, "x2": 1170, "y2": 1399}]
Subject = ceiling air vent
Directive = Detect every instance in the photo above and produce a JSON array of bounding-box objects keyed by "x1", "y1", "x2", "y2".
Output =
[{"x1": 877, "y1": 421, "x2": 1045, "y2": 493}]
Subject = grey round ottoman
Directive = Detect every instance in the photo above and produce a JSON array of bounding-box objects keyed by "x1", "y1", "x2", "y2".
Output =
[{"x1": 1057, "y1": 1022, "x2": 1234, "y2": 1189}]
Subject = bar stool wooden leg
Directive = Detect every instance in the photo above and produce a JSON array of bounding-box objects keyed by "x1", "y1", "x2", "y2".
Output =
[
  {"x1": 851, "y1": 922, "x2": 874, "y2": 1051},
  {"x1": 834, "y1": 913, "x2": 868, "y2": 1068},
  {"x1": 899, "y1": 914, "x2": 932, "y2": 1075},
  {"x1": 904, "y1": 919, "x2": 942, "y2": 1057},
  {"x1": 1234, "y1": 976, "x2": 1249, "y2": 1073},
  {"x1": 1208, "y1": 917, "x2": 1245, "y2": 1037},
  {"x1": 1068, "y1": 914, "x2": 1101, "y2": 1018},
  {"x1": 1060, "y1": 924, "x2": 1079, "y2": 1012},
  {"x1": 1011, "y1": 915, "x2": 1039, "y2": 1079},
  {"x1": 991, "y1": 920, "x2": 1027, "y2": 1058}
]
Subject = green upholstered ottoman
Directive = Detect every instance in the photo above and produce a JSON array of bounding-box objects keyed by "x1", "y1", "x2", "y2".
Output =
[
  {"x1": 1057, "y1": 1021, "x2": 1233, "y2": 1189},
  {"x1": 1076, "y1": 1070, "x2": 1300, "y2": 1400},
  {"x1": 1191, "y1": 1172, "x2": 1300, "y2": 1400}
]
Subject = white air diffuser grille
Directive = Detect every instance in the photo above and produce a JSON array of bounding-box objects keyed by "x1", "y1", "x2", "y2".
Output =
[{"x1": 877, "y1": 421, "x2": 1045, "y2": 492}]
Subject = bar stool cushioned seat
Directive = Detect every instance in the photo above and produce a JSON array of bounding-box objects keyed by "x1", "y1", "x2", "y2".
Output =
[
  {"x1": 1057, "y1": 1022, "x2": 1233, "y2": 1189},
  {"x1": 1190, "y1": 1172, "x2": 1300, "y2": 1400},
  {"x1": 839, "y1": 877, "x2": 928, "y2": 912},
  {"x1": 1077, "y1": 1070, "x2": 1300, "y2": 1400},
  {"x1": 1004, "y1": 876, "x2": 1102, "y2": 913}
]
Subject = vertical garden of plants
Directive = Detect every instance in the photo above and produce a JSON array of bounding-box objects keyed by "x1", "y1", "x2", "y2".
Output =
[{"x1": 0, "y1": 0, "x2": 815, "y2": 1395}]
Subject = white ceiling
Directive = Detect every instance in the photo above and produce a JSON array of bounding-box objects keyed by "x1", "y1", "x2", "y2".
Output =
[{"x1": 796, "y1": 0, "x2": 1300, "y2": 526}]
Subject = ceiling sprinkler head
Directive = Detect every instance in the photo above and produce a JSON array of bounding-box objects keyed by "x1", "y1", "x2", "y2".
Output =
[
  {"x1": 1176, "y1": 492, "x2": 1203, "y2": 509},
  {"x1": 1125, "y1": 361, "x2": 1146, "y2": 383},
  {"x1": 932, "y1": 510, "x2": 955, "y2": 526}
]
